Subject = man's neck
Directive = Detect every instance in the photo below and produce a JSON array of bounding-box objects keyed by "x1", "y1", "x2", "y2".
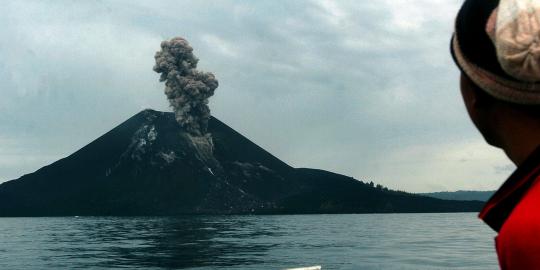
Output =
[{"x1": 499, "y1": 116, "x2": 540, "y2": 166}]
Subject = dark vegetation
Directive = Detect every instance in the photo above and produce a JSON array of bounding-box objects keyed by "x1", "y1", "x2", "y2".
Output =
[{"x1": 419, "y1": 190, "x2": 494, "y2": 202}]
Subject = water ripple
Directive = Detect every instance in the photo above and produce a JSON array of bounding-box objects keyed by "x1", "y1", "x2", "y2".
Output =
[{"x1": 0, "y1": 213, "x2": 497, "y2": 269}]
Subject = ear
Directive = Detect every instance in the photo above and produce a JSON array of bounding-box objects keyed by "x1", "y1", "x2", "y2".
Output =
[
  {"x1": 460, "y1": 73, "x2": 491, "y2": 131},
  {"x1": 460, "y1": 74, "x2": 479, "y2": 110},
  {"x1": 460, "y1": 73, "x2": 501, "y2": 146},
  {"x1": 460, "y1": 74, "x2": 492, "y2": 109}
]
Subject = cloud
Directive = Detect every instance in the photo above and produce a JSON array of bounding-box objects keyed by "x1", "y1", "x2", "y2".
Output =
[
  {"x1": 367, "y1": 139, "x2": 512, "y2": 192},
  {"x1": 200, "y1": 34, "x2": 239, "y2": 58},
  {"x1": 0, "y1": 0, "x2": 510, "y2": 192},
  {"x1": 0, "y1": 135, "x2": 64, "y2": 181},
  {"x1": 494, "y1": 164, "x2": 516, "y2": 174}
]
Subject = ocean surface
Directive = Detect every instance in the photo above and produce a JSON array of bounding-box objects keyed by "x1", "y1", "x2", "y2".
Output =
[{"x1": 0, "y1": 213, "x2": 497, "y2": 269}]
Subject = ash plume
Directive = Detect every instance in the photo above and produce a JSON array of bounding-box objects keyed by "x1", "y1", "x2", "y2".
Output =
[{"x1": 153, "y1": 37, "x2": 218, "y2": 136}]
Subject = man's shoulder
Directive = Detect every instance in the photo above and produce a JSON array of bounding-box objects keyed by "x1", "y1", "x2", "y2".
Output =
[
  {"x1": 497, "y1": 176, "x2": 540, "y2": 262},
  {"x1": 496, "y1": 177, "x2": 540, "y2": 268},
  {"x1": 502, "y1": 176, "x2": 540, "y2": 232}
]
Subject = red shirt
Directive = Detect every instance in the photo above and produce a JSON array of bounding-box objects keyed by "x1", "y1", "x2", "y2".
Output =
[{"x1": 479, "y1": 147, "x2": 540, "y2": 269}]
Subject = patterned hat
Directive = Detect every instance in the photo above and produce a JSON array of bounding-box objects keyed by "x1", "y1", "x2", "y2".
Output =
[{"x1": 451, "y1": 0, "x2": 540, "y2": 104}]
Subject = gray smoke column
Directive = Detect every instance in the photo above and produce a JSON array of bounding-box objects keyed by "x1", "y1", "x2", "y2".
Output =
[{"x1": 153, "y1": 37, "x2": 218, "y2": 136}]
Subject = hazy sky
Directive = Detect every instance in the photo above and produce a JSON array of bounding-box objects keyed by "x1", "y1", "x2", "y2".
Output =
[{"x1": 0, "y1": 0, "x2": 514, "y2": 192}]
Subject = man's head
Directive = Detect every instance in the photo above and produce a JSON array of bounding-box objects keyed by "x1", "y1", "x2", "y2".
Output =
[
  {"x1": 452, "y1": 0, "x2": 540, "y2": 102},
  {"x1": 452, "y1": 0, "x2": 540, "y2": 163}
]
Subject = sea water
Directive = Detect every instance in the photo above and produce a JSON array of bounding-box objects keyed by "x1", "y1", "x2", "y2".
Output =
[{"x1": 0, "y1": 213, "x2": 497, "y2": 269}]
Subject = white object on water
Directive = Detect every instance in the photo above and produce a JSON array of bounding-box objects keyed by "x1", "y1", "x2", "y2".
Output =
[{"x1": 284, "y1": 266, "x2": 321, "y2": 270}]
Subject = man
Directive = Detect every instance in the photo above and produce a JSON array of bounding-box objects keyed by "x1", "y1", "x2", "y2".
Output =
[
  {"x1": 451, "y1": 0, "x2": 540, "y2": 268},
  {"x1": 452, "y1": 0, "x2": 540, "y2": 268}
]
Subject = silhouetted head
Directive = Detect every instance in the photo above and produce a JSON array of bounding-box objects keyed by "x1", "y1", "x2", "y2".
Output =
[{"x1": 451, "y1": 0, "x2": 540, "y2": 152}]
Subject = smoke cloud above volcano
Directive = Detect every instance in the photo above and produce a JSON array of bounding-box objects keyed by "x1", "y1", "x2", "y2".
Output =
[{"x1": 153, "y1": 37, "x2": 218, "y2": 136}]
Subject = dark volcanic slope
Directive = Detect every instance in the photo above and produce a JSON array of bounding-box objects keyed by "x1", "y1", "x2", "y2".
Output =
[{"x1": 0, "y1": 110, "x2": 483, "y2": 216}]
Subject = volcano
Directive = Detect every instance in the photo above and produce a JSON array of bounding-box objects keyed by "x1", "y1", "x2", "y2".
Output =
[{"x1": 0, "y1": 110, "x2": 483, "y2": 216}]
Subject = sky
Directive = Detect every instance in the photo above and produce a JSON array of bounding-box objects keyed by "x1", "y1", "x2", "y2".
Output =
[{"x1": 0, "y1": 0, "x2": 515, "y2": 192}]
